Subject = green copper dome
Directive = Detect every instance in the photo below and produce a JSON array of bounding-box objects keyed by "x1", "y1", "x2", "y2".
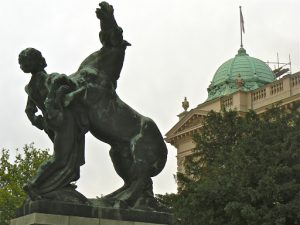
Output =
[{"x1": 207, "y1": 48, "x2": 275, "y2": 101}]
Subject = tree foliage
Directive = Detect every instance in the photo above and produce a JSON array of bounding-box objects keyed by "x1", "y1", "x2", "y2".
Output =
[
  {"x1": 163, "y1": 104, "x2": 300, "y2": 225},
  {"x1": 0, "y1": 144, "x2": 50, "y2": 225}
]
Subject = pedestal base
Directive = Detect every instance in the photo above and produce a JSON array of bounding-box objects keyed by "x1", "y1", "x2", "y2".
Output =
[
  {"x1": 11, "y1": 200, "x2": 173, "y2": 225},
  {"x1": 10, "y1": 213, "x2": 168, "y2": 225}
]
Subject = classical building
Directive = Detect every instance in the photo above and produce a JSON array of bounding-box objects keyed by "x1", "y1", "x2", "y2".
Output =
[{"x1": 165, "y1": 47, "x2": 300, "y2": 174}]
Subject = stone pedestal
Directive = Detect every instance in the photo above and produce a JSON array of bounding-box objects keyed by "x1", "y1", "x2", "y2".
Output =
[
  {"x1": 10, "y1": 200, "x2": 173, "y2": 225},
  {"x1": 10, "y1": 213, "x2": 168, "y2": 225}
]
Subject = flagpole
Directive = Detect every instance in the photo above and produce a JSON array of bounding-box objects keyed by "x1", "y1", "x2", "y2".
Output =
[
  {"x1": 239, "y1": 6, "x2": 245, "y2": 48},
  {"x1": 240, "y1": 6, "x2": 243, "y2": 48}
]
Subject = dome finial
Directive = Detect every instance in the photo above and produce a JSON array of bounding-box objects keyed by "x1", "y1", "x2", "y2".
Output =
[{"x1": 237, "y1": 47, "x2": 248, "y2": 56}]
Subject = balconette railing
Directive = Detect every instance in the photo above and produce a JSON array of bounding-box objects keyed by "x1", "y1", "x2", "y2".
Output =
[
  {"x1": 252, "y1": 88, "x2": 266, "y2": 102},
  {"x1": 291, "y1": 74, "x2": 300, "y2": 87},
  {"x1": 270, "y1": 81, "x2": 283, "y2": 95}
]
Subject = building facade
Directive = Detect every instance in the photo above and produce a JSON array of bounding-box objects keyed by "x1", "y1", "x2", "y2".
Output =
[{"x1": 165, "y1": 47, "x2": 300, "y2": 174}]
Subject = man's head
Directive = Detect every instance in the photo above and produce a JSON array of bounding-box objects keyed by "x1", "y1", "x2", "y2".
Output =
[{"x1": 18, "y1": 48, "x2": 47, "y2": 73}]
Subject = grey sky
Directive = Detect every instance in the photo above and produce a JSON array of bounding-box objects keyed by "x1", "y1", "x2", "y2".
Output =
[{"x1": 0, "y1": 0, "x2": 299, "y2": 197}]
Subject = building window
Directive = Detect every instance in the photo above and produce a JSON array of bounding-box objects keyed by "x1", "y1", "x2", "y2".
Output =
[{"x1": 223, "y1": 97, "x2": 233, "y2": 108}]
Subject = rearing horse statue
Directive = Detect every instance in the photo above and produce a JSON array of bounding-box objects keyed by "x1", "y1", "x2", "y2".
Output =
[{"x1": 19, "y1": 2, "x2": 168, "y2": 211}]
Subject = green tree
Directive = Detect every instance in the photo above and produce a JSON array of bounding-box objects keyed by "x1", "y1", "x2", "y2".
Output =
[
  {"x1": 165, "y1": 104, "x2": 300, "y2": 225},
  {"x1": 0, "y1": 144, "x2": 50, "y2": 225}
]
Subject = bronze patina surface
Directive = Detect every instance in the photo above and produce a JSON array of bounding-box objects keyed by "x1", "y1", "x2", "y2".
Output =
[{"x1": 19, "y1": 2, "x2": 168, "y2": 212}]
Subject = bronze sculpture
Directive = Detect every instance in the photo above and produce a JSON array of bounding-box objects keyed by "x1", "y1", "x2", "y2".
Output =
[{"x1": 19, "y1": 2, "x2": 168, "y2": 211}]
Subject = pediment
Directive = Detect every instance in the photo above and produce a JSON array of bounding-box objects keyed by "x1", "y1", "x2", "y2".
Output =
[{"x1": 165, "y1": 108, "x2": 208, "y2": 142}]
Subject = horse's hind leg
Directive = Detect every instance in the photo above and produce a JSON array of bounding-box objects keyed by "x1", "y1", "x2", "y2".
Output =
[
  {"x1": 117, "y1": 119, "x2": 167, "y2": 210},
  {"x1": 111, "y1": 160, "x2": 157, "y2": 210},
  {"x1": 102, "y1": 142, "x2": 157, "y2": 210},
  {"x1": 103, "y1": 143, "x2": 133, "y2": 199},
  {"x1": 99, "y1": 118, "x2": 167, "y2": 210}
]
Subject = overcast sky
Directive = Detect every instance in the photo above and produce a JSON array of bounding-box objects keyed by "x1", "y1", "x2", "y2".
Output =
[{"x1": 0, "y1": 0, "x2": 299, "y2": 197}]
